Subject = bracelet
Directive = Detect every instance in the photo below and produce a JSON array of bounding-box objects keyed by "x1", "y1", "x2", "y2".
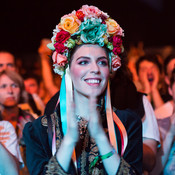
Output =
[{"x1": 89, "y1": 148, "x2": 116, "y2": 173}]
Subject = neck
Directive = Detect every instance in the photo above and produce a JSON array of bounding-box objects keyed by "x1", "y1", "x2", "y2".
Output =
[
  {"x1": 1, "y1": 105, "x2": 19, "y2": 121},
  {"x1": 73, "y1": 90, "x2": 91, "y2": 120}
]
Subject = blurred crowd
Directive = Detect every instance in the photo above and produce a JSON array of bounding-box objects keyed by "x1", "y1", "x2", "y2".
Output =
[{"x1": 0, "y1": 39, "x2": 174, "y2": 175}]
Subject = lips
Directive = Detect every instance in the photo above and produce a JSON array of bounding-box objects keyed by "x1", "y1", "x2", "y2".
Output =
[
  {"x1": 6, "y1": 97, "x2": 15, "y2": 101},
  {"x1": 84, "y1": 78, "x2": 101, "y2": 86}
]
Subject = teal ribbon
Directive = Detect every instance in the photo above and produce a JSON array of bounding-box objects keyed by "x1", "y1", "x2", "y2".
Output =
[{"x1": 60, "y1": 73, "x2": 67, "y2": 136}]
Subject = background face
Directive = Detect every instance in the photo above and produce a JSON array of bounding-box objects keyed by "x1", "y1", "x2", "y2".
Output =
[
  {"x1": 138, "y1": 60, "x2": 160, "y2": 83},
  {"x1": 24, "y1": 78, "x2": 39, "y2": 94},
  {"x1": 0, "y1": 53, "x2": 16, "y2": 72},
  {"x1": 0, "y1": 75, "x2": 20, "y2": 107},
  {"x1": 70, "y1": 44, "x2": 109, "y2": 98}
]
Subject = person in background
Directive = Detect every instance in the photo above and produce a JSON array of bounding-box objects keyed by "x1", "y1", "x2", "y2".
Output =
[
  {"x1": 0, "y1": 50, "x2": 43, "y2": 116},
  {"x1": 151, "y1": 65, "x2": 175, "y2": 175},
  {"x1": 23, "y1": 5, "x2": 142, "y2": 175},
  {"x1": 38, "y1": 38, "x2": 61, "y2": 102},
  {"x1": 127, "y1": 41, "x2": 145, "y2": 83},
  {"x1": 111, "y1": 60, "x2": 160, "y2": 174},
  {"x1": 135, "y1": 54, "x2": 166, "y2": 109},
  {"x1": 0, "y1": 120, "x2": 23, "y2": 174},
  {"x1": 0, "y1": 51, "x2": 16, "y2": 72},
  {"x1": 23, "y1": 73, "x2": 45, "y2": 115},
  {"x1": 154, "y1": 54, "x2": 175, "y2": 119},
  {"x1": 0, "y1": 70, "x2": 34, "y2": 175}
]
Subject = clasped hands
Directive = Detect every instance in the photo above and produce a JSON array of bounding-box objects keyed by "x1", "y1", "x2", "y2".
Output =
[{"x1": 66, "y1": 96, "x2": 105, "y2": 143}]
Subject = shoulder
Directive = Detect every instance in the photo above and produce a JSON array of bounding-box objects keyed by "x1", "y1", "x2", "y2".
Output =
[
  {"x1": 115, "y1": 108, "x2": 142, "y2": 126},
  {"x1": 114, "y1": 108, "x2": 142, "y2": 136},
  {"x1": 23, "y1": 115, "x2": 48, "y2": 141}
]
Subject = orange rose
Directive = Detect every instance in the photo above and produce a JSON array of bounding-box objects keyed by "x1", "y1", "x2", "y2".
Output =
[
  {"x1": 105, "y1": 18, "x2": 121, "y2": 35},
  {"x1": 59, "y1": 14, "x2": 81, "y2": 34}
]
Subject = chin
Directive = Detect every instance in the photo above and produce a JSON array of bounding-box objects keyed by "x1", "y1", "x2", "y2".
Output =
[{"x1": 4, "y1": 102, "x2": 17, "y2": 108}]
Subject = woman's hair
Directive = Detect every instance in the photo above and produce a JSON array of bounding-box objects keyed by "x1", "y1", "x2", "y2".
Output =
[
  {"x1": 135, "y1": 54, "x2": 163, "y2": 74},
  {"x1": 0, "y1": 70, "x2": 28, "y2": 103}
]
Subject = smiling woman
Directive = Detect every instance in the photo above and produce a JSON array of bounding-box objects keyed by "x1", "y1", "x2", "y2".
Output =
[
  {"x1": 23, "y1": 5, "x2": 143, "y2": 175},
  {"x1": 70, "y1": 44, "x2": 109, "y2": 98}
]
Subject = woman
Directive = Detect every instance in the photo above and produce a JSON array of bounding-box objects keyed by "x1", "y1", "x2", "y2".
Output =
[
  {"x1": 0, "y1": 70, "x2": 34, "y2": 174},
  {"x1": 23, "y1": 5, "x2": 142, "y2": 175}
]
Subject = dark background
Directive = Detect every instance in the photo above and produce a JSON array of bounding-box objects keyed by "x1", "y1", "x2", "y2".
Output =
[{"x1": 0, "y1": 0, "x2": 175, "y2": 57}]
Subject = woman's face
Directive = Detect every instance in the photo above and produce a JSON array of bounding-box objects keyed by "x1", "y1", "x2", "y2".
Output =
[
  {"x1": 0, "y1": 74, "x2": 20, "y2": 107},
  {"x1": 70, "y1": 44, "x2": 109, "y2": 97}
]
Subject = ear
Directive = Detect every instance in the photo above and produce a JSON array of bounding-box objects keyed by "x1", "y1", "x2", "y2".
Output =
[{"x1": 165, "y1": 75, "x2": 170, "y2": 85}]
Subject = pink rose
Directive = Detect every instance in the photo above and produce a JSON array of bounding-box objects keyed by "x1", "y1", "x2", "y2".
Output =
[
  {"x1": 112, "y1": 46, "x2": 122, "y2": 55},
  {"x1": 54, "y1": 43, "x2": 67, "y2": 53},
  {"x1": 81, "y1": 5, "x2": 101, "y2": 18},
  {"x1": 55, "y1": 30, "x2": 70, "y2": 43},
  {"x1": 112, "y1": 36, "x2": 122, "y2": 47},
  {"x1": 112, "y1": 56, "x2": 121, "y2": 71},
  {"x1": 52, "y1": 51, "x2": 68, "y2": 66}
]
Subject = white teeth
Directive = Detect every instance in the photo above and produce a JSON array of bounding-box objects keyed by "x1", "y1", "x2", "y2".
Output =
[{"x1": 86, "y1": 79, "x2": 100, "y2": 83}]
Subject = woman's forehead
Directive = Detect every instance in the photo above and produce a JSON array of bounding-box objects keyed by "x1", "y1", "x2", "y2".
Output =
[
  {"x1": 0, "y1": 74, "x2": 15, "y2": 84},
  {"x1": 72, "y1": 44, "x2": 107, "y2": 59}
]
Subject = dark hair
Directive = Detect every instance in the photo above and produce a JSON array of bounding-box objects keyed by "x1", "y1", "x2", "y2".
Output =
[
  {"x1": 135, "y1": 54, "x2": 163, "y2": 74},
  {"x1": 110, "y1": 58, "x2": 145, "y2": 118},
  {"x1": 164, "y1": 54, "x2": 175, "y2": 75},
  {"x1": 22, "y1": 73, "x2": 41, "y2": 86}
]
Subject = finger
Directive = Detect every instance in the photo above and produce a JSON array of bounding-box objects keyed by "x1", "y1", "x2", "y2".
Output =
[{"x1": 67, "y1": 100, "x2": 76, "y2": 127}]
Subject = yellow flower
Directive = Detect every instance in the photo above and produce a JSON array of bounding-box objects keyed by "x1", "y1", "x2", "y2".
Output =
[
  {"x1": 105, "y1": 18, "x2": 121, "y2": 35},
  {"x1": 59, "y1": 14, "x2": 81, "y2": 34}
]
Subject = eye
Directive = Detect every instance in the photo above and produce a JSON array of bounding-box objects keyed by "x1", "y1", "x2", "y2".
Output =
[
  {"x1": 98, "y1": 60, "x2": 108, "y2": 66},
  {"x1": 11, "y1": 83, "x2": 19, "y2": 88},
  {"x1": 78, "y1": 60, "x2": 89, "y2": 65},
  {"x1": 0, "y1": 84, "x2": 7, "y2": 89},
  {"x1": 7, "y1": 63, "x2": 15, "y2": 68}
]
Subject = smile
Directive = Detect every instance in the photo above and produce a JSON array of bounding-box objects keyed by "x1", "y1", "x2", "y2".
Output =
[{"x1": 84, "y1": 78, "x2": 101, "y2": 86}]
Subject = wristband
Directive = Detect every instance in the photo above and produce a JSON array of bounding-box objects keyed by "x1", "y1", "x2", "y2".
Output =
[{"x1": 89, "y1": 148, "x2": 116, "y2": 173}]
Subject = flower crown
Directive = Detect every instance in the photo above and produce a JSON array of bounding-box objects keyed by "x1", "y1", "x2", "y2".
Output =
[{"x1": 47, "y1": 5, "x2": 124, "y2": 76}]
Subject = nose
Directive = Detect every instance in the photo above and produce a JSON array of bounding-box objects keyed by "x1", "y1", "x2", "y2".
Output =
[
  {"x1": 90, "y1": 62, "x2": 100, "y2": 74},
  {"x1": 7, "y1": 86, "x2": 13, "y2": 94},
  {"x1": 2, "y1": 65, "x2": 7, "y2": 71}
]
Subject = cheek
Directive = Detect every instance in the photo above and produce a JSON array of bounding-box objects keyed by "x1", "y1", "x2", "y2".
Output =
[
  {"x1": 70, "y1": 66, "x2": 85, "y2": 82},
  {"x1": 14, "y1": 89, "x2": 20, "y2": 100},
  {"x1": 103, "y1": 68, "x2": 110, "y2": 80},
  {"x1": 0, "y1": 93, "x2": 5, "y2": 103}
]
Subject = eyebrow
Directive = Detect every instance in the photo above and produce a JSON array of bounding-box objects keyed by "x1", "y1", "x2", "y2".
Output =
[{"x1": 76, "y1": 56, "x2": 108, "y2": 61}]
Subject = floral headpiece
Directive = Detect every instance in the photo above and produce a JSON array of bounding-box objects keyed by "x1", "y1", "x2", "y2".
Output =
[{"x1": 47, "y1": 5, "x2": 124, "y2": 76}]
